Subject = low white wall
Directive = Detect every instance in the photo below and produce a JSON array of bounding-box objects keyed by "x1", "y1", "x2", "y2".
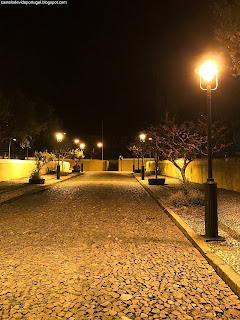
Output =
[
  {"x1": 0, "y1": 159, "x2": 36, "y2": 181},
  {"x1": 158, "y1": 158, "x2": 240, "y2": 193},
  {"x1": 65, "y1": 159, "x2": 109, "y2": 171},
  {"x1": 0, "y1": 159, "x2": 109, "y2": 181},
  {"x1": 118, "y1": 158, "x2": 154, "y2": 171}
]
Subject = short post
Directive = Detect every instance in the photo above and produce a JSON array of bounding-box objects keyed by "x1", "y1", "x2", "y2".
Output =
[
  {"x1": 81, "y1": 159, "x2": 83, "y2": 172},
  {"x1": 155, "y1": 153, "x2": 158, "y2": 179}
]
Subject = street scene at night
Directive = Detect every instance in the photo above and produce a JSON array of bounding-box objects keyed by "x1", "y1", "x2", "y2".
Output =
[{"x1": 1, "y1": 0, "x2": 240, "y2": 319}]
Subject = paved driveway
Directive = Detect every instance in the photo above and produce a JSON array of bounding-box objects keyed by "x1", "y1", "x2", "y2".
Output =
[{"x1": 0, "y1": 172, "x2": 240, "y2": 319}]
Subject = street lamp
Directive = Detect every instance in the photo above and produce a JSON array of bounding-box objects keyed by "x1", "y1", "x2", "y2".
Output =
[
  {"x1": 97, "y1": 142, "x2": 103, "y2": 160},
  {"x1": 80, "y1": 143, "x2": 85, "y2": 172},
  {"x1": 139, "y1": 133, "x2": 146, "y2": 180},
  {"x1": 148, "y1": 137, "x2": 153, "y2": 158},
  {"x1": 195, "y1": 60, "x2": 224, "y2": 241},
  {"x1": 56, "y1": 133, "x2": 64, "y2": 179},
  {"x1": 132, "y1": 145, "x2": 137, "y2": 172}
]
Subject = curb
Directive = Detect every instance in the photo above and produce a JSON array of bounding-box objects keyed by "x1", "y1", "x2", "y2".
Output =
[
  {"x1": 0, "y1": 172, "x2": 82, "y2": 204},
  {"x1": 134, "y1": 174, "x2": 240, "y2": 299}
]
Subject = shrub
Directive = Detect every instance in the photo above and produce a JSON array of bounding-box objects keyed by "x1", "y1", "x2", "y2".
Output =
[{"x1": 169, "y1": 185, "x2": 204, "y2": 207}]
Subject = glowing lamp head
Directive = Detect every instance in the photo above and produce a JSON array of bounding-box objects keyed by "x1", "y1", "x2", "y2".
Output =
[
  {"x1": 56, "y1": 133, "x2": 63, "y2": 142},
  {"x1": 139, "y1": 133, "x2": 146, "y2": 142},
  {"x1": 80, "y1": 143, "x2": 85, "y2": 149},
  {"x1": 74, "y1": 139, "x2": 80, "y2": 144},
  {"x1": 199, "y1": 61, "x2": 218, "y2": 82},
  {"x1": 97, "y1": 142, "x2": 103, "y2": 148}
]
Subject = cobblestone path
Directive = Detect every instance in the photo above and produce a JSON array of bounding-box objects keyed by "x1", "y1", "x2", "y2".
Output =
[{"x1": 1, "y1": 172, "x2": 240, "y2": 320}]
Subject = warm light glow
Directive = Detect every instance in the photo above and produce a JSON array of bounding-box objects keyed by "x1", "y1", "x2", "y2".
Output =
[
  {"x1": 139, "y1": 133, "x2": 146, "y2": 142},
  {"x1": 148, "y1": 137, "x2": 152, "y2": 141},
  {"x1": 80, "y1": 143, "x2": 85, "y2": 149},
  {"x1": 97, "y1": 142, "x2": 103, "y2": 148},
  {"x1": 200, "y1": 61, "x2": 217, "y2": 82},
  {"x1": 56, "y1": 133, "x2": 63, "y2": 142},
  {"x1": 74, "y1": 139, "x2": 80, "y2": 144}
]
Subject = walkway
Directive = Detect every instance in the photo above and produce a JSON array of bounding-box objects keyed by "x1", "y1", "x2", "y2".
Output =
[{"x1": 0, "y1": 172, "x2": 240, "y2": 319}]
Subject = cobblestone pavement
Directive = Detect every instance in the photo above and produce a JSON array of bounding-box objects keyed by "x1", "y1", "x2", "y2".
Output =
[
  {"x1": 139, "y1": 174, "x2": 240, "y2": 276},
  {"x1": 1, "y1": 172, "x2": 240, "y2": 319},
  {"x1": 0, "y1": 173, "x2": 79, "y2": 204}
]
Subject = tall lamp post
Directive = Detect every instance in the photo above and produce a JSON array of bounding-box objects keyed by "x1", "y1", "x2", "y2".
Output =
[
  {"x1": 74, "y1": 139, "x2": 80, "y2": 171},
  {"x1": 56, "y1": 133, "x2": 63, "y2": 180},
  {"x1": 97, "y1": 142, "x2": 103, "y2": 160},
  {"x1": 132, "y1": 145, "x2": 137, "y2": 172},
  {"x1": 80, "y1": 143, "x2": 85, "y2": 172},
  {"x1": 195, "y1": 60, "x2": 224, "y2": 241},
  {"x1": 139, "y1": 133, "x2": 146, "y2": 180}
]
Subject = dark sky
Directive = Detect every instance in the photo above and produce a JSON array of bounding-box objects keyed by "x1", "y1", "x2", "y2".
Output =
[{"x1": 0, "y1": 0, "x2": 239, "y2": 157}]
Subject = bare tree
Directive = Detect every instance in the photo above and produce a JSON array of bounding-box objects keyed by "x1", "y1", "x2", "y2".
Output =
[{"x1": 148, "y1": 114, "x2": 231, "y2": 183}]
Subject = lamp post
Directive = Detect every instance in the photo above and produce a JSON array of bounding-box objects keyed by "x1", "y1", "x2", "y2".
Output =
[
  {"x1": 97, "y1": 142, "x2": 103, "y2": 160},
  {"x1": 80, "y1": 143, "x2": 85, "y2": 172},
  {"x1": 132, "y1": 145, "x2": 137, "y2": 172},
  {"x1": 74, "y1": 139, "x2": 81, "y2": 172},
  {"x1": 139, "y1": 133, "x2": 146, "y2": 180},
  {"x1": 56, "y1": 133, "x2": 63, "y2": 179},
  {"x1": 195, "y1": 60, "x2": 224, "y2": 241},
  {"x1": 148, "y1": 137, "x2": 153, "y2": 158}
]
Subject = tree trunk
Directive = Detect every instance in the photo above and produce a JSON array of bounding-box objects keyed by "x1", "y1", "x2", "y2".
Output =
[
  {"x1": 180, "y1": 167, "x2": 187, "y2": 184},
  {"x1": 172, "y1": 161, "x2": 188, "y2": 184}
]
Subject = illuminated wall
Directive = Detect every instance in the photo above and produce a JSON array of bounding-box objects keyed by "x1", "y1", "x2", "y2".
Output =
[
  {"x1": 158, "y1": 158, "x2": 240, "y2": 193},
  {"x1": 0, "y1": 159, "x2": 109, "y2": 181},
  {"x1": 0, "y1": 159, "x2": 36, "y2": 181},
  {"x1": 66, "y1": 159, "x2": 109, "y2": 171},
  {"x1": 119, "y1": 157, "x2": 240, "y2": 192},
  {"x1": 0, "y1": 160, "x2": 71, "y2": 181},
  {"x1": 118, "y1": 158, "x2": 155, "y2": 171}
]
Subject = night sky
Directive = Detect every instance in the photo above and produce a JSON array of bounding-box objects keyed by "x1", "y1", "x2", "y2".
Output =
[{"x1": 0, "y1": 0, "x2": 239, "y2": 158}]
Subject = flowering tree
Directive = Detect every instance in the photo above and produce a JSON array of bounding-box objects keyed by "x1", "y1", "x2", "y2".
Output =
[
  {"x1": 30, "y1": 151, "x2": 56, "y2": 180},
  {"x1": 148, "y1": 114, "x2": 231, "y2": 183},
  {"x1": 70, "y1": 148, "x2": 84, "y2": 167}
]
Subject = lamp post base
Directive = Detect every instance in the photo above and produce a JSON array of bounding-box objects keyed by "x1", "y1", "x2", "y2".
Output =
[
  {"x1": 141, "y1": 165, "x2": 145, "y2": 180},
  {"x1": 201, "y1": 235, "x2": 225, "y2": 242},
  {"x1": 204, "y1": 179, "x2": 224, "y2": 240},
  {"x1": 57, "y1": 164, "x2": 60, "y2": 179},
  {"x1": 81, "y1": 163, "x2": 83, "y2": 172}
]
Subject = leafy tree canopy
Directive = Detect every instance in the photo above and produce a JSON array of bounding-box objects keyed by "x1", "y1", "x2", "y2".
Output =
[{"x1": 213, "y1": 0, "x2": 240, "y2": 76}]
